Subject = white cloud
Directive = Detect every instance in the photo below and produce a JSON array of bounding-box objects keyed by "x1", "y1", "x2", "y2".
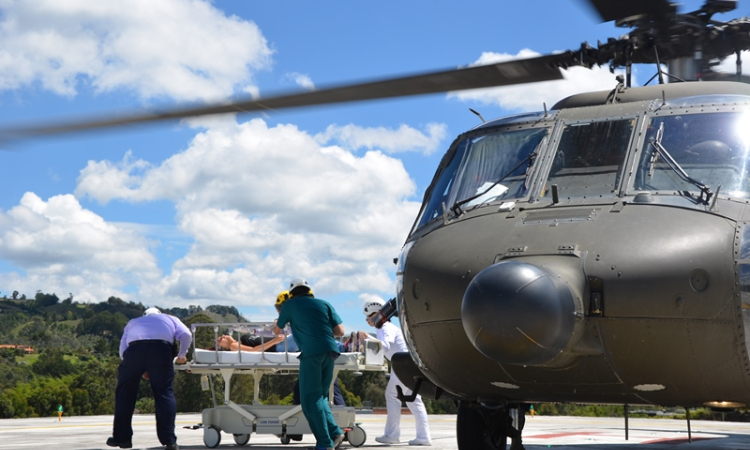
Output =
[
  {"x1": 75, "y1": 150, "x2": 152, "y2": 203},
  {"x1": 315, "y1": 123, "x2": 448, "y2": 155},
  {"x1": 75, "y1": 118, "x2": 420, "y2": 307},
  {"x1": 715, "y1": 50, "x2": 750, "y2": 76},
  {"x1": 447, "y1": 49, "x2": 625, "y2": 112},
  {"x1": 285, "y1": 72, "x2": 315, "y2": 90},
  {"x1": 0, "y1": 0, "x2": 273, "y2": 101},
  {"x1": 0, "y1": 192, "x2": 159, "y2": 302}
]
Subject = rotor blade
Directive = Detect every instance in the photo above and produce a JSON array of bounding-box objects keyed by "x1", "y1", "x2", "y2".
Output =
[
  {"x1": 583, "y1": 0, "x2": 676, "y2": 22},
  {"x1": 702, "y1": 71, "x2": 750, "y2": 84},
  {"x1": 0, "y1": 54, "x2": 568, "y2": 142}
]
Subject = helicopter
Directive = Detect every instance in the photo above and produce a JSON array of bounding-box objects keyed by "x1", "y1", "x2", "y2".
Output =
[{"x1": 3, "y1": 1, "x2": 750, "y2": 450}]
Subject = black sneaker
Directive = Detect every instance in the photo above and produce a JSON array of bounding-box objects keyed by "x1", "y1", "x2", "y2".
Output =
[
  {"x1": 106, "y1": 437, "x2": 132, "y2": 449},
  {"x1": 165, "y1": 444, "x2": 179, "y2": 450}
]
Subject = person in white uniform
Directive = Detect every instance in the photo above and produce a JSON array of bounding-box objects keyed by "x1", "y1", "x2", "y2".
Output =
[{"x1": 364, "y1": 298, "x2": 432, "y2": 446}]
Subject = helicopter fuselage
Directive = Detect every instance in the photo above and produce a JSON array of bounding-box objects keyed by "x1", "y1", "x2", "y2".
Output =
[{"x1": 397, "y1": 81, "x2": 750, "y2": 409}]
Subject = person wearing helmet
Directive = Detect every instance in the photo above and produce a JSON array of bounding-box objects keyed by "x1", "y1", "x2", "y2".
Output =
[
  {"x1": 275, "y1": 290, "x2": 290, "y2": 312},
  {"x1": 273, "y1": 278, "x2": 346, "y2": 450},
  {"x1": 364, "y1": 298, "x2": 432, "y2": 446},
  {"x1": 276, "y1": 289, "x2": 305, "y2": 351},
  {"x1": 108, "y1": 307, "x2": 191, "y2": 450}
]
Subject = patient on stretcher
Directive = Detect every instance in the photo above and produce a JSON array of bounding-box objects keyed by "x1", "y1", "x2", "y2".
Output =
[
  {"x1": 215, "y1": 333, "x2": 286, "y2": 352},
  {"x1": 209, "y1": 330, "x2": 373, "y2": 353}
]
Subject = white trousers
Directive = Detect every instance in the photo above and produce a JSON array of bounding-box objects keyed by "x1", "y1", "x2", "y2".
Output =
[{"x1": 384, "y1": 370, "x2": 431, "y2": 441}]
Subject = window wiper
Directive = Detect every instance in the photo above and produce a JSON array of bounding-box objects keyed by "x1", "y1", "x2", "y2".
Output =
[
  {"x1": 451, "y1": 151, "x2": 537, "y2": 217},
  {"x1": 523, "y1": 146, "x2": 540, "y2": 189},
  {"x1": 648, "y1": 122, "x2": 713, "y2": 204}
]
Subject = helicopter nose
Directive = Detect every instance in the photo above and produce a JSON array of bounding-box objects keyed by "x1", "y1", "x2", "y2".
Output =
[{"x1": 462, "y1": 260, "x2": 577, "y2": 366}]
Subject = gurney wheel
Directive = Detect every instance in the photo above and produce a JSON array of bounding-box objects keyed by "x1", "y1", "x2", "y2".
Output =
[
  {"x1": 233, "y1": 433, "x2": 250, "y2": 445},
  {"x1": 280, "y1": 435, "x2": 291, "y2": 445},
  {"x1": 203, "y1": 426, "x2": 221, "y2": 448},
  {"x1": 346, "y1": 425, "x2": 366, "y2": 447}
]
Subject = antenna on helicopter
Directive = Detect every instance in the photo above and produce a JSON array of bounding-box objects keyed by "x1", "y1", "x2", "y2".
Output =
[
  {"x1": 655, "y1": 47, "x2": 665, "y2": 85},
  {"x1": 737, "y1": 50, "x2": 743, "y2": 82},
  {"x1": 469, "y1": 108, "x2": 486, "y2": 123}
]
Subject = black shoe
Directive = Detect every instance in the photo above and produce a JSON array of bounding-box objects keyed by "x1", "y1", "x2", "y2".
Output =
[
  {"x1": 106, "y1": 437, "x2": 132, "y2": 449},
  {"x1": 165, "y1": 444, "x2": 179, "y2": 450}
]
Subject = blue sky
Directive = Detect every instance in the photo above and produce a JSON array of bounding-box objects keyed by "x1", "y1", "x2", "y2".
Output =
[{"x1": 0, "y1": 0, "x2": 745, "y2": 332}]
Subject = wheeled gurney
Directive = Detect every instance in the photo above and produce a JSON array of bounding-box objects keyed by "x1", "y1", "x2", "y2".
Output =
[{"x1": 175, "y1": 322, "x2": 387, "y2": 448}]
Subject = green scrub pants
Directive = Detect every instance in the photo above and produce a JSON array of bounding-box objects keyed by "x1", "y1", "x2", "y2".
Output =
[{"x1": 299, "y1": 351, "x2": 342, "y2": 449}]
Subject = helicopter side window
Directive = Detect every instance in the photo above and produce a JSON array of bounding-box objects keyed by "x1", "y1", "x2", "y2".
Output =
[
  {"x1": 635, "y1": 112, "x2": 750, "y2": 199},
  {"x1": 414, "y1": 127, "x2": 549, "y2": 229},
  {"x1": 542, "y1": 119, "x2": 633, "y2": 199},
  {"x1": 448, "y1": 128, "x2": 549, "y2": 208},
  {"x1": 414, "y1": 140, "x2": 469, "y2": 229}
]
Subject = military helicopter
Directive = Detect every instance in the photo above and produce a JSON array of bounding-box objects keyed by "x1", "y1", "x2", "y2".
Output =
[{"x1": 4, "y1": 1, "x2": 750, "y2": 449}]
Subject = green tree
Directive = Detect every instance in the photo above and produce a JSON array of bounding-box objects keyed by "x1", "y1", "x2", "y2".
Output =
[
  {"x1": 71, "y1": 388, "x2": 91, "y2": 416},
  {"x1": 135, "y1": 397, "x2": 155, "y2": 414},
  {"x1": 339, "y1": 370, "x2": 386, "y2": 407},
  {"x1": 27, "y1": 377, "x2": 72, "y2": 417},
  {"x1": 3, "y1": 384, "x2": 32, "y2": 417},
  {"x1": 205, "y1": 305, "x2": 245, "y2": 321},
  {"x1": 68, "y1": 358, "x2": 118, "y2": 415},
  {"x1": 336, "y1": 376, "x2": 361, "y2": 407},
  {"x1": 173, "y1": 313, "x2": 228, "y2": 412},
  {"x1": 0, "y1": 392, "x2": 14, "y2": 418},
  {"x1": 31, "y1": 349, "x2": 75, "y2": 378},
  {"x1": 77, "y1": 311, "x2": 129, "y2": 339},
  {"x1": 183, "y1": 313, "x2": 217, "y2": 357},
  {"x1": 174, "y1": 372, "x2": 225, "y2": 413},
  {"x1": 34, "y1": 291, "x2": 60, "y2": 308}
]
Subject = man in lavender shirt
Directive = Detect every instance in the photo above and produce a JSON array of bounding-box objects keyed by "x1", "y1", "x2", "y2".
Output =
[{"x1": 107, "y1": 307, "x2": 192, "y2": 450}]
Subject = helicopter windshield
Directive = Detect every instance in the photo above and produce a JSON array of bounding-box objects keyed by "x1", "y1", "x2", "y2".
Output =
[
  {"x1": 635, "y1": 112, "x2": 750, "y2": 199},
  {"x1": 542, "y1": 119, "x2": 634, "y2": 200},
  {"x1": 415, "y1": 127, "x2": 550, "y2": 229}
]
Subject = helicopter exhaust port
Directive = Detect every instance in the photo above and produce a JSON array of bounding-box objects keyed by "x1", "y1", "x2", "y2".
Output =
[{"x1": 461, "y1": 258, "x2": 585, "y2": 366}]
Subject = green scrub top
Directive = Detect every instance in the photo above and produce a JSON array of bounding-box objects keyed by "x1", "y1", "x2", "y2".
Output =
[{"x1": 277, "y1": 294, "x2": 342, "y2": 356}]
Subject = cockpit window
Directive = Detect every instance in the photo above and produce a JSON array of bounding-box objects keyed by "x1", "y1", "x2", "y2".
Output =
[
  {"x1": 415, "y1": 127, "x2": 549, "y2": 229},
  {"x1": 635, "y1": 112, "x2": 750, "y2": 199},
  {"x1": 542, "y1": 119, "x2": 634, "y2": 199}
]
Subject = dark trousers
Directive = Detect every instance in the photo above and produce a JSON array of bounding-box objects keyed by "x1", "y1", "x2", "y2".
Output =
[{"x1": 113, "y1": 340, "x2": 177, "y2": 445}]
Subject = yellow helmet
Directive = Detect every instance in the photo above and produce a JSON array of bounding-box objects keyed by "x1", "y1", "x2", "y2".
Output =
[
  {"x1": 279, "y1": 289, "x2": 314, "y2": 303},
  {"x1": 276, "y1": 290, "x2": 290, "y2": 307}
]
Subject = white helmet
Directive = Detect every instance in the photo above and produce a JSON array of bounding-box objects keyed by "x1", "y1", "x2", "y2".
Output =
[
  {"x1": 289, "y1": 277, "x2": 312, "y2": 293},
  {"x1": 363, "y1": 298, "x2": 385, "y2": 316},
  {"x1": 144, "y1": 307, "x2": 161, "y2": 316}
]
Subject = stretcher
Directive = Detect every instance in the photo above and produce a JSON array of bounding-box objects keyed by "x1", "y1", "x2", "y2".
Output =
[{"x1": 175, "y1": 322, "x2": 387, "y2": 448}]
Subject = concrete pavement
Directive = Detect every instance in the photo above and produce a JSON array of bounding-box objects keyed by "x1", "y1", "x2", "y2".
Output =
[{"x1": 1, "y1": 413, "x2": 749, "y2": 449}]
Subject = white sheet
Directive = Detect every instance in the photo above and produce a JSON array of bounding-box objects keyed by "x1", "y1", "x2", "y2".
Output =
[{"x1": 193, "y1": 348, "x2": 361, "y2": 366}]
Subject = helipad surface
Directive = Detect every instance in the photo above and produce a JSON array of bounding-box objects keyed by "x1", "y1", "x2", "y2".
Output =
[{"x1": 1, "y1": 413, "x2": 749, "y2": 449}]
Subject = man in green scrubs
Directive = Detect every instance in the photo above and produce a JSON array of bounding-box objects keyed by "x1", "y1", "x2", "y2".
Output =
[{"x1": 274, "y1": 277, "x2": 346, "y2": 450}]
